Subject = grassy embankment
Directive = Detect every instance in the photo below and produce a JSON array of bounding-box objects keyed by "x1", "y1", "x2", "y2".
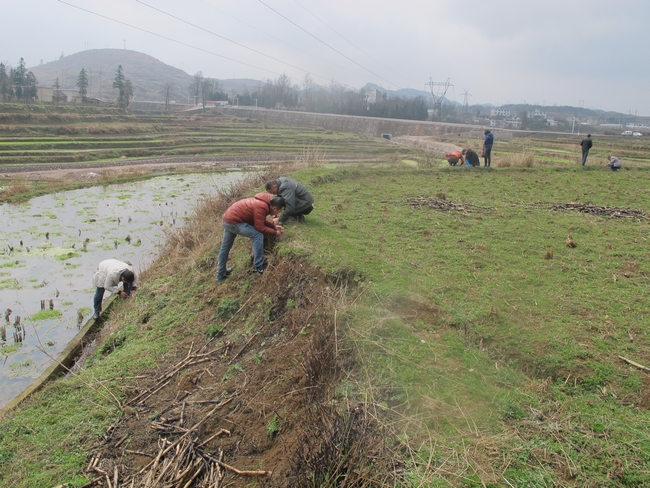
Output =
[{"x1": 1, "y1": 118, "x2": 650, "y2": 486}]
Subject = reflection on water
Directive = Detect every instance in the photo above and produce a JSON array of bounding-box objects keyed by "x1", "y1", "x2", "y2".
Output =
[{"x1": 0, "y1": 172, "x2": 244, "y2": 407}]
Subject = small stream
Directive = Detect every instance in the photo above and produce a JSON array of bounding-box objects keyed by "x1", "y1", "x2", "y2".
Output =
[{"x1": 0, "y1": 171, "x2": 245, "y2": 407}]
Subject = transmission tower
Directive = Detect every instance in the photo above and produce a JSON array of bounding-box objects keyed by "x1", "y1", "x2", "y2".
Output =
[
  {"x1": 462, "y1": 89, "x2": 472, "y2": 113},
  {"x1": 425, "y1": 77, "x2": 453, "y2": 115}
]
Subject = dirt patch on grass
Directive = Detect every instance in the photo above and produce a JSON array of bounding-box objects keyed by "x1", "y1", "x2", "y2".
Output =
[
  {"x1": 406, "y1": 195, "x2": 486, "y2": 213},
  {"x1": 549, "y1": 203, "x2": 646, "y2": 220},
  {"x1": 390, "y1": 294, "x2": 443, "y2": 326}
]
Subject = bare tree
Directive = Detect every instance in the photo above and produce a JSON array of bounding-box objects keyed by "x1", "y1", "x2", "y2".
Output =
[
  {"x1": 302, "y1": 73, "x2": 313, "y2": 109},
  {"x1": 162, "y1": 82, "x2": 173, "y2": 113},
  {"x1": 190, "y1": 71, "x2": 203, "y2": 105},
  {"x1": 200, "y1": 78, "x2": 212, "y2": 109}
]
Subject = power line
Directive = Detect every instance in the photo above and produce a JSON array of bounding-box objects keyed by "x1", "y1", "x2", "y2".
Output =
[
  {"x1": 197, "y1": 0, "x2": 361, "y2": 80},
  {"x1": 291, "y1": 0, "x2": 419, "y2": 89},
  {"x1": 258, "y1": 0, "x2": 402, "y2": 89},
  {"x1": 136, "y1": 0, "x2": 332, "y2": 83},
  {"x1": 58, "y1": 1, "x2": 284, "y2": 79}
]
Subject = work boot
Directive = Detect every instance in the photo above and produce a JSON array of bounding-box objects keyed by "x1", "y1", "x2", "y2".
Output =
[{"x1": 217, "y1": 267, "x2": 233, "y2": 282}]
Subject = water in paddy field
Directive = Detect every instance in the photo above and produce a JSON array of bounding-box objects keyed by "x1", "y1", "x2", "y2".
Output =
[{"x1": 0, "y1": 171, "x2": 246, "y2": 408}]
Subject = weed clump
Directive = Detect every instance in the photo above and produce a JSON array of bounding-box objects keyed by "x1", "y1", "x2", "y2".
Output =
[
  {"x1": 205, "y1": 323, "x2": 225, "y2": 339},
  {"x1": 494, "y1": 153, "x2": 535, "y2": 168},
  {"x1": 214, "y1": 297, "x2": 240, "y2": 321}
]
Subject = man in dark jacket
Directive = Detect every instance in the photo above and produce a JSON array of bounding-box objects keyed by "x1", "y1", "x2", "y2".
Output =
[
  {"x1": 217, "y1": 193, "x2": 285, "y2": 281},
  {"x1": 265, "y1": 177, "x2": 314, "y2": 223},
  {"x1": 580, "y1": 134, "x2": 593, "y2": 166},
  {"x1": 462, "y1": 148, "x2": 481, "y2": 167},
  {"x1": 483, "y1": 130, "x2": 494, "y2": 167}
]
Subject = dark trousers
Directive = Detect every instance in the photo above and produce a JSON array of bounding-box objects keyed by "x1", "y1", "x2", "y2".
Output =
[
  {"x1": 94, "y1": 282, "x2": 131, "y2": 314},
  {"x1": 483, "y1": 147, "x2": 492, "y2": 166}
]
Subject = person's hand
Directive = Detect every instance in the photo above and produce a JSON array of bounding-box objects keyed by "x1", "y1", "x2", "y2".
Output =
[
  {"x1": 120, "y1": 291, "x2": 130, "y2": 298},
  {"x1": 272, "y1": 216, "x2": 280, "y2": 224},
  {"x1": 276, "y1": 226, "x2": 285, "y2": 236}
]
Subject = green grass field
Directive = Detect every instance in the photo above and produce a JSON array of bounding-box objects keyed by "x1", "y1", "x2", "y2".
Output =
[{"x1": 279, "y1": 164, "x2": 650, "y2": 486}]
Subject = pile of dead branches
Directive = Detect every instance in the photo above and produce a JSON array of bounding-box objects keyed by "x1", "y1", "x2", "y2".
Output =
[
  {"x1": 86, "y1": 425, "x2": 268, "y2": 488},
  {"x1": 81, "y1": 344, "x2": 271, "y2": 487},
  {"x1": 549, "y1": 203, "x2": 646, "y2": 220},
  {"x1": 406, "y1": 196, "x2": 477, "y2": 213}
]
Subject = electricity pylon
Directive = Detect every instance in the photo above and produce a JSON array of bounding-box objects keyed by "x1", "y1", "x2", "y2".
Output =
[
  {"x1": 462, "y1": 89, "x2": 472, "y2": 113},
  {"x1": 426, "y1": 77, "x2": 453, "y2": 116}
]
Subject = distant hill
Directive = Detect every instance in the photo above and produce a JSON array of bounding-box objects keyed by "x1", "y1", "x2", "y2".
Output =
[
  {"x1": 28, "y1": 49, "x2": 271, "y2": 104},
  {"x1": 28, "y1": 49, "x2": 194, "y2": 103}
]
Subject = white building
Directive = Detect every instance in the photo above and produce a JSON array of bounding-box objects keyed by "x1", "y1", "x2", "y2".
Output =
[
  {"x1": 364, "y1": 88, "x2": 383, "y2": 105},
  {"x1": 491, "y1": 107, "x2": 511, "y2": 117},
  {"x1": 528, "y1": 109, "x2": 547, "y2": 118}
]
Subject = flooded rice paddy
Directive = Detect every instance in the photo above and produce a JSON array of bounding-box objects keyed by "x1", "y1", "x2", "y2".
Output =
[{"x1": 0, "y1": 171, "x2": 244, "y2": 407}]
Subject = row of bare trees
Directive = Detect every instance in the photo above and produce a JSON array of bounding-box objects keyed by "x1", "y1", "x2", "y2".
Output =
[{"x1": 189, "y1": 71, "x2": 429, "y2": 121}]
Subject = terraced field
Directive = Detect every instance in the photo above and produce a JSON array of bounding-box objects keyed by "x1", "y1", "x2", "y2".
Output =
[{"x1": 0, "y1": 105, "x2": 400, "y2": 167}]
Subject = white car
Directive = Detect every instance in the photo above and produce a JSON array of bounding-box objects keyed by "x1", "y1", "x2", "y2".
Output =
[
  {"x1": 621, "y1": 130, "x2": 633, "y2": 135},
  {"x1": 633, "y1": 132, "x2": 643, "y2": 137}
]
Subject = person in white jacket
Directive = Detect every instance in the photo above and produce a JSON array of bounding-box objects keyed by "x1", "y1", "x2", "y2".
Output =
[{"x1": 92, "y1": 259, "x2": 135, "y2": 319}]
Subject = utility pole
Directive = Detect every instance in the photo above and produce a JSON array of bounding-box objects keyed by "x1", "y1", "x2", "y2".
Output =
[
  {"x1": 425, "y1": 77, "x2": 453, "y2": 116},
  {"x1": 461, "y1": 88, "x2": 471, "y2": 113}
]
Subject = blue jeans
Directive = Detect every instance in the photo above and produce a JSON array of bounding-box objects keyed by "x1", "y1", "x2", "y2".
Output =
[
  {"x1": 94, "y1": 282, "x2": 131, "y2": 314},
  {"x1": 94, "y1": 288, "x2": 105, "y2": 315},
  {"x1": 582, "y1": 150, "x2": 589, "y2": 165},
  {"x1": 217, "y1": 222, "x2": 265, "y2": 277}
]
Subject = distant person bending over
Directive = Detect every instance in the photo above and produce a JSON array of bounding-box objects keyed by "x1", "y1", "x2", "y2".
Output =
[
  {"x1": 445, "y1": 151, "x2": 464, "y2": 166},
  {"x1": 607, "y1": 155, "x2": 622, "y2": 171},
  {"x1": 92, "y1": 259, "x2": 136, "y2": 320},
  {"x1": 217, "y1": 193, "x2": 285, "y2": 281},
  {"x1": 580, "y1": 134, "x2": 593, "y2": 166},
  {"x1": 483, "y1": 130, "x2": 494, "y2": 167},
  {"x1": 265, "y1": 177, "x2": 314, "y2": 223},
  {"x1": 462, "y1": 148, "x2": 481, "y2": 167}
]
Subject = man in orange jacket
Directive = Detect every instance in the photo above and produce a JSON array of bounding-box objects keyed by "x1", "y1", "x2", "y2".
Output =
[
  {"x1": 217, "y1": 193, "x2": 285, "y2": 281},
  {"x1": 446, "y1": 151, "x2": 464, "y2": 166}
]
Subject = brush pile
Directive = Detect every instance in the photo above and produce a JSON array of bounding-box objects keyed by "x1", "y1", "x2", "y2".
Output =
[
  {"x1": 406, "y1": 196, "x2": 478, "y2": 213},
  {"x1": 549, "y1": 203, "x2": 645, "y2": 220}
]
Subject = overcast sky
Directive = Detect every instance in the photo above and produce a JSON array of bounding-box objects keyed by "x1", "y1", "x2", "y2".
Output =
[{"x1": 3, "y1": 0, "x2": 649, "y2": 115}]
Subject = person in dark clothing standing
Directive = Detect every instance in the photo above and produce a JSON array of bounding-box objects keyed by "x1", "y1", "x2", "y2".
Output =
[
  {"x1": 462, "y1": 148, "x2": 481, "y2": 167},
  {"x1": 580, "y1": 134, "x2": 593, "y2": 166},
  {"x1": 483, "y1": 130, "x2": 494, "y2": 167}
]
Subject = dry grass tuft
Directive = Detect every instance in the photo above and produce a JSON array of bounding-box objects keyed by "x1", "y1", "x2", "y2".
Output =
[
  {"x1": 493, "y1": 153, "x2": 535, "y2": 168},
  {"x1": 0, "y1": 179, "x2": 31, "y2": 200},
  {"x1": 566, "y1": 235, "x2": 578, "y2": 248},
  {"x1": 542, "y1": 248, "x2": 554, "y2": 259},
  {"x1": 299, "y1": 142, "x2": 328, "y2": 167}
]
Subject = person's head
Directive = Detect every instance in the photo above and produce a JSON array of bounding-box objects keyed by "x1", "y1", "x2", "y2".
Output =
[
  {"x1": 587, "y1": 134, "x2": 591, "y2": 138},
  {"x1": 265, "y1": 180, "x2": 279, "y2": 195},
  {"x1": 269, "y1": 196, "x2": 285, "y2": 215},
  {"x1": 120, "y1": 269, "x2": 135, "y2": 284},
  {"x1": 484, "y1": 130, "x2": 491, "y2": 135},
  {"x1": 445, "y1": 153, "x2": 451, "y2": 158},
  {"x1": 461, "y1": 149, "x2": 467, "y2": 155},
  {"x1": 607, "y1": 155, "x2": 613, "y2": 160}
]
